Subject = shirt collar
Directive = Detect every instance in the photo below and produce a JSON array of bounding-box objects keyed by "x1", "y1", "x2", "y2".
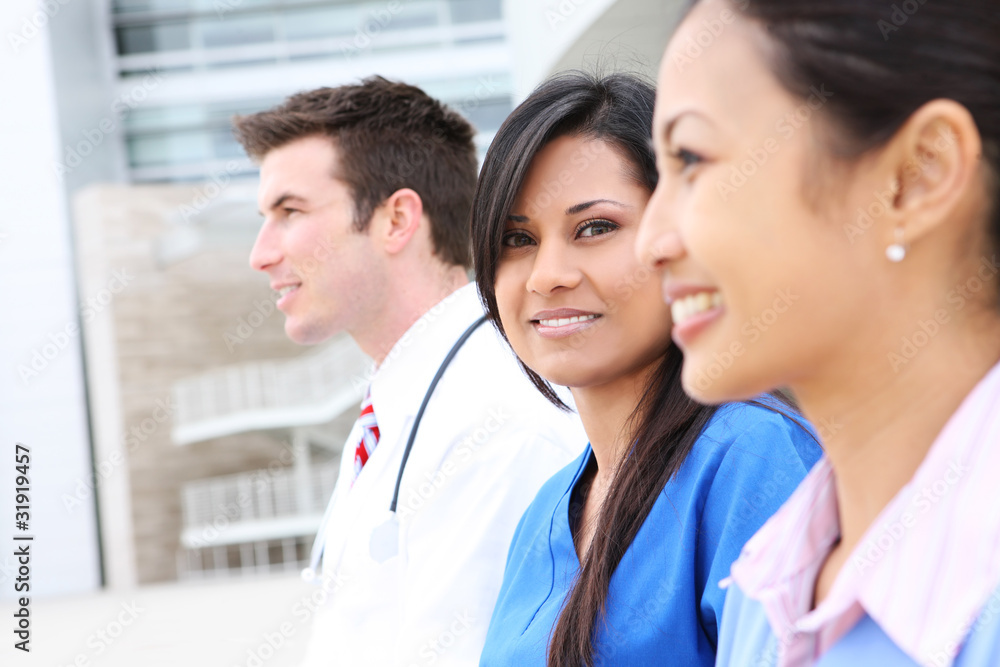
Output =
[
  {"x1": 367, "y1": 282, "x2": 486, "y2": 455},
  {"x1": 731, "y1": 360, "x2": 1000, "y2": 666}
]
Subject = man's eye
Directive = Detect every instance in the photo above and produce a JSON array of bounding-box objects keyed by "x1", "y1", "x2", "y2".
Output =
[
  {"x1": 502, "y1": 231, "x2": 534, "y2": 248},
  {"x1": 577, "y1": 220, "x2": 618, "y2": 238}
]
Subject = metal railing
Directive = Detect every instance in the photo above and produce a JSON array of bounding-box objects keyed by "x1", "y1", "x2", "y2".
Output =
[
  {"x1": 177, "y1": 458, "x2": 339, "y2": 578},
  {"x1": 171, "y1": 336, "x2": 371, "y2": 445}
]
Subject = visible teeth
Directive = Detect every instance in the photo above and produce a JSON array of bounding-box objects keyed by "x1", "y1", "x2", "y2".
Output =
[
  {"x1": 538, "y1": 314, "x2": 599, "y2": 327},
  {"x1": 278, "y1": 286, "x2": 298, "y2": 297},
  {"x1": 671, "y1": 292, "x2": 722, "y2": 325}
]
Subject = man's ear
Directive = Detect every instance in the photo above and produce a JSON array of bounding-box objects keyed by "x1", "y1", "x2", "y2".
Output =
[
  {"x1": 377, "y1": 188, "x2": 425, "y2": 256},
  {"x1": 881, "y1": 99, "x2": 984, "y2": 250}
]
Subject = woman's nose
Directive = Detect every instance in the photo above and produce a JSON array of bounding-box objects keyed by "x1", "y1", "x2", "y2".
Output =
[
  {"x1": 525, "y1": 241, "x2": 583, "y2": 296},
  {"x1": 636, "y1": 189, "x2": 685, "y2": 271}
]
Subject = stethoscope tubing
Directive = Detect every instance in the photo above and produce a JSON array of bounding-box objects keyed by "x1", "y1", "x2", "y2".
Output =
[{"x1": 303, "y1": 315, "x2": 488, "y2": 581}]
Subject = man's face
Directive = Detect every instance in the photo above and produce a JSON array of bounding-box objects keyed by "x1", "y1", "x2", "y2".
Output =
[{"x1": 251, "y1": 135, "x2": 385, "y2": 344}]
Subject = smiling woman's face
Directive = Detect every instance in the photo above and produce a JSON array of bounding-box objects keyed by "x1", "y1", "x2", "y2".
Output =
[
  {"x1": 636, "y1": 0, "x2": 897, "y2": 404},
  {"x1": 494, "y1": 134, "x2": 670, "y2": 390}
]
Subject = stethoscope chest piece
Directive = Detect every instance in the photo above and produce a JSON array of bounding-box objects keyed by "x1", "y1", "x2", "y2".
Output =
[
  {"x1": 369, "y1": 511, "x2": 400, "y2": 563},
  {"x1": 306, "y1": 316, "x2": 487, "y2": 580}
]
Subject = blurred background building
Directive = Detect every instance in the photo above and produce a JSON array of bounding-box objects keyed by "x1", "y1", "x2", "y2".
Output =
[{"x1": 0, "y1": 0, "x2": 676, "y2": 661}]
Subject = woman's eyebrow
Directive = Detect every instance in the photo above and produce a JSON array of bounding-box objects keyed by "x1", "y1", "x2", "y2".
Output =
[
  {"x1": 507, "y1": 214, "x2": 529, "y2": 223},
  {"x1": 660, "y1": 109, "x2": 715, "y2": 144},
  {"x1": 566, "y1": 199, "x2": 631, "y2": 215}
]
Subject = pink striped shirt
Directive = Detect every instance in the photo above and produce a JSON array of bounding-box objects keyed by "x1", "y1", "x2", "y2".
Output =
[{"x1": 728, "y1": 360, "x2": 1000, "y2": 666}]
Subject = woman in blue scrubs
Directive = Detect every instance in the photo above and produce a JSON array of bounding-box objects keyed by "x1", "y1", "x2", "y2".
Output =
[{"x1": 470, "y1": 72, "x2": 823, "y2": 666}]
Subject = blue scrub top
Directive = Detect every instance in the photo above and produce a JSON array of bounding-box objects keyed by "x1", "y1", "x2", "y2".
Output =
[
  {"x1": 479, "y1": 400, "x2": 823, "y2": 666},
  {"x1": 716, "y1": 584, "x2": 1000, "y2": 666}
]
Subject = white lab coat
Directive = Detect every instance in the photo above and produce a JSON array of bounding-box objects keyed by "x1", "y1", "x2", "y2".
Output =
[{"x1": 299, "y1": 283, "x2": 587, "y2": 667}]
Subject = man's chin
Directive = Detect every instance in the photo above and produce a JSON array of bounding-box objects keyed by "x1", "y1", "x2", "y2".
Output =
[{"x1": 285, "y1": 320, "x2": 336, "y2": 346}]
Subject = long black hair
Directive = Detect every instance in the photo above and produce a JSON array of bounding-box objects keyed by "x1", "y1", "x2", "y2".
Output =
[{"x1": 471, "y1": 71, "x2": 722, "y2": 667}]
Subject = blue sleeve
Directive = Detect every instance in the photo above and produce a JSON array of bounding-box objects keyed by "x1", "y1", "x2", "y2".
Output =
[
  {"x1": 716, "y1": 584, "x2": 780, "y2": 667},
  {"x1": 957, "y1": 587, "x2": 1000, "y2": 667},
  {"x1": 695, "y1": 406, "x2": 822, "y2": 645}
]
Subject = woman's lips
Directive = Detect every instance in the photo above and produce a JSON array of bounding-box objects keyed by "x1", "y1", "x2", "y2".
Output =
[
  {"x1": 670, "y1": 291, "x2": 724, "y2": 348},
  {"x1": 531, "y1": 313, "x2": 602, "y2": 339}
]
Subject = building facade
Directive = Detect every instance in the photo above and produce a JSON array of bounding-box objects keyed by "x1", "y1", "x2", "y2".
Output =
[{"x1": 1, "y1": 0, "x2": 682, "y2": 596}]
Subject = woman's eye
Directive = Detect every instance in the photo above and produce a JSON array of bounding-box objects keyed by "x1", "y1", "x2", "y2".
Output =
[
  {"x1": 502, "y1": 231, "x2": 535, "y2": 248},
  {"x1": 669, "y1": 148, "x2": 704, "y2": 171},
  {"x1": 577, "y1": 220, "x2": 618, "y2": 238}
]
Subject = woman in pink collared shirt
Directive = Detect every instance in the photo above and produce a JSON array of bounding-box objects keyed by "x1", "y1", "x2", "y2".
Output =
[{"x1": 636, "y1": 0, "x2": 1000, "y2": 665}]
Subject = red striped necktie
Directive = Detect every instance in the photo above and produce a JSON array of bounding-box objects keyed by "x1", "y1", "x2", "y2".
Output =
[{"x1": 352, "y1": 388, "x2": 380, "y2": 485}]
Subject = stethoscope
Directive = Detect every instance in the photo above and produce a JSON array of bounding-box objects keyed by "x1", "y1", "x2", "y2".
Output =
[{"x1": 302, "y1": 315, "x2": 488, "y2": 582}]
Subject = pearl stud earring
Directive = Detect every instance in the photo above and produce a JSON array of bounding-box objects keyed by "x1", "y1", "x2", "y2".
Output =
[{"x1": 886, "y1": 227, "x2": 907, "y2": 262}]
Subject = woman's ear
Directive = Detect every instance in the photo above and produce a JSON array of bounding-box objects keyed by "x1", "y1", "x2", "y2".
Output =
[{"x1": 883, "y1": 99, "x2": 985, "y2": 250}]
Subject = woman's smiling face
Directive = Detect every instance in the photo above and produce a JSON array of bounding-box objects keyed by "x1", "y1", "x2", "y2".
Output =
[
  {"x1": 636, "y1": 0, "x2": 894, "y2": 404},
  {"x1": 495, "y1": 134, "x2": 671, "y2": 390}
]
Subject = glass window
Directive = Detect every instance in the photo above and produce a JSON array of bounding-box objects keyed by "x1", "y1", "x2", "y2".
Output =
[
  {"x1": 459, "y1": 96, "x2": 512, "y2": 134},
  {"x1": 128, "y1": 130, "x2": 212, "y2": 167},
  {"x1": 389, "y1": 8, "x2": 440, "y2": 31},
  {"x1": 116, "y1": 22, "x2": 191, "y2": 54},
  {"x1": 113, "y1": 0, "x2": 191, "y2": 15},
  {"x1": 284, "y1": 5, "x2": 362, "y2": 41},
  {"x1": 449, "y1": 0, "x2": 501, "y2": 23},
  {"x1": 199, "y1": 15, "x2": 276, "y2": 48},
  {"x1": 211, "y1": 128, "x2": 247, "y2": 160},
  {"x1": 126, "y1": 105, "x2": 206, "y2": 133},
  {"x1": 114, "y1": 0, "x2": 284, "y2": 15}
]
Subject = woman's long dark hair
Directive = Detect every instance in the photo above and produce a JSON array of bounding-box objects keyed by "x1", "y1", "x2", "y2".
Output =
[
  {"x1": 716, "y1": 0, "x2": 1000, "y2": 274},
  {"x1": 471, "y1": 72, "x2": 722, "y2": 667}
]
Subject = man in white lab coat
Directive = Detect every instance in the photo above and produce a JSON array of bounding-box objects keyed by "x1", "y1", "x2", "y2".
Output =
[{"x1": 235, "y1": 77, "x2": 586, "y2": 666}]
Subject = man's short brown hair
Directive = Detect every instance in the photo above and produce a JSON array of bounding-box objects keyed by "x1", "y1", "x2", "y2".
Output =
[{"x1": 234, "y1": 76, "x2": 477, "y2": 268}]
